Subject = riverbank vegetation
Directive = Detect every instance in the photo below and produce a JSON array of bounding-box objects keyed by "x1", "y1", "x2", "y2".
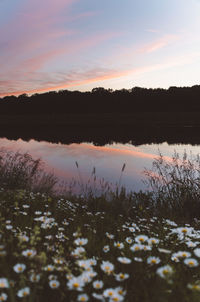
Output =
[{"x1": 1, "y1": 150, "x2": 200, "y2": 301}]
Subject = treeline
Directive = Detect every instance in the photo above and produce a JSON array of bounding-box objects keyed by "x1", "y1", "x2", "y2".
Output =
[{"x1": 1, "y1": 85, "x2": 200, "y2": 115}]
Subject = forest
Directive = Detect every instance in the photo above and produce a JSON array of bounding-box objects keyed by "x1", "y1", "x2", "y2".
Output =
[{"x1": 1, "y1": 85, "x2": 200, "y2": 115}]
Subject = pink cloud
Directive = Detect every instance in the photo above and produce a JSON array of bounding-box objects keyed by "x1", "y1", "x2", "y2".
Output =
[
  {"x1": 0, "y1": 0, "x2": 120, "y2": 96},
  {"x1": 1, "y1": 50, "x2": 200, "y2": 97},
  {"x1": 138, "y1": 35, "x2": 179, "y2": 54}
]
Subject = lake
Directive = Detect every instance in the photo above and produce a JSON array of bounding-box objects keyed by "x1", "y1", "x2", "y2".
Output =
[{"x1": 1, "y1": 137, "x2": 200, "y2": 193}]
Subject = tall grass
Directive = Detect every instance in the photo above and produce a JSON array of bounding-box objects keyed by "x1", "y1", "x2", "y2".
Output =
[
  {"x1": 0, "y1": 148, "x2": 57, "y2": 194},
  {"x1": 143, "y1": 151, "x2": 200, "y2": 219}
]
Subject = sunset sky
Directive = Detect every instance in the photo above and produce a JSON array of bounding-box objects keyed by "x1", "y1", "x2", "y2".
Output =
[{"x1": 1, "y1": 0, "x2": 200, "y2": 96}]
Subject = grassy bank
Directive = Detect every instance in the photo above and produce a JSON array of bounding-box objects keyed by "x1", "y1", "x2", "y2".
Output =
[
  {"x1": 1, "y1": 189, "x2": 200, "y2": 302},
  {"x1": 0, "y1": 151, "x2": 200, "y2": 301}
]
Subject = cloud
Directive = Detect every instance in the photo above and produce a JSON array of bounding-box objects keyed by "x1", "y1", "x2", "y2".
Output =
[
  {"x1": 1, "y1": 50, "x2": 200, "y2": 97},
  {"x1": 0, "y1": 0, "x2": 120, "y2": 96}
]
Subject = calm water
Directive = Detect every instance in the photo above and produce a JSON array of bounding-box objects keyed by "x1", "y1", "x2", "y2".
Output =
[{"x1": 1, "y1": 137, "x2": 200, "y2": 192}]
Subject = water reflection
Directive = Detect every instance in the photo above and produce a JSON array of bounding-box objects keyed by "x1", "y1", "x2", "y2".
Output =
[{"x1": 0, "y1": 137, "x2": 200, "y2": 192}]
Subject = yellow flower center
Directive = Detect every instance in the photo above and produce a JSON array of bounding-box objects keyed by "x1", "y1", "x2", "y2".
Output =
[
  {"x1": 73, "y1": 283, "x2": 79, "y2": 288},
  {"x1": 189, "y1": 261, "x2": 194, "y2": 266},
  {"x1": 80, "y1": 298, "x2": 86, "y2": 301},
  {"x1": 182, "y1": 229, "x2": 187, "y2": 233},
  {"x1": 163, "y1": 269, "x2": 169, "y2": 275},
  {"x1": 151, "y1": 259, "x2": 157, "y2": 264},
  {"x1": 108, "y1": 291, "x2": 113, "y2": 296},
  {"x1": 139, "y1": 238, "x2": 144, "y2": 242},
  {"x1": 23, "y1": 292, "x2": 28, "y2": 297},
  {"x1": 120, "y1": 274, "x2": 125, "y2": 279},
  {"x1": 193, "y1": 285, "x2": 200, "y2": 290},
  {"x1": 135, "y1": 246, "x2": 140, "y2": 251}
]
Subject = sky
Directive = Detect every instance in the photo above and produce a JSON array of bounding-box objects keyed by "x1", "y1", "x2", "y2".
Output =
[{"x1": 1, "y1": 0, "x2": 200, "y2": 96}]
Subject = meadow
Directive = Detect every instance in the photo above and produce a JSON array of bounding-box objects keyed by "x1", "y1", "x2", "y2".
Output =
[{"x1": 1, "y1": 150, "x2": 200, "y2": 301}]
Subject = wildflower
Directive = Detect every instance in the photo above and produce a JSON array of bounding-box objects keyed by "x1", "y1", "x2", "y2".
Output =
[
  {"x1": 66, "y1": 273, "x2": 73, "y2": 280},
  {"x1": 115, "y1": 273, "x2": 129, "y2": 281},
  {"x1": 74, "y1": 238, "x2": 88, "y2": 246},
  {"x1": 87, "y1": 270, "x2": 97, "y2": 279},
  {"x1": 165, "y1": 219, "x2": 177, "y2": 227},
  {"x1": 67, "y1": 277, "x2": 84, "y2": 291},
  {"x1": 48, "y1": 274, "x2": 57, "y2": 280},
  {"x1": 177, "y1": 251, "x2": 191, "y2": 259},
  {"x1": 184, "y1": 258, "x2": 198, "y2": 267},
  {"x1": 194, "y1": 248, "x2": 200, "y2": 257},
  {"x1": 106, "y1": 232, "x2": 114, "y2": 239},
  {"x1": 71, "y1": 247, "x2": 85, "y2": 257},
  {"x1": 114, "y1": 242, "x2": 124, "y2": 249},
  {"x1": 5, "y1": 225, "x2": 12, "y2": 230},
  {"x1": 77, "y1": 260, "x2": 91, "y2": 270},
  {"x1": 128, "y1": 227, "x2": 135, "y2": 233},
  {"x1": 54, "y1": 258, "x2": 64, "y2": 265},
  {"x1": 29, "y1": 273, "x2": 40, "y2": 282},
  {"x1": 143, "y1": 245, "x2": 151, "y2": 251},
  {"x1": 19, "y1": 235, "x2": 29, "y2": 242},
  {"x1": 0, "y1": 278, "x2": 9, "y2": 288},
  {"x1": 171, "y1": 227, "x2": 193, "y2": 239},
  {"x1": 110, "y1": 294, "x2": 124, "y2": 301},
  {"x1": 116, "y1": 286, "x2": 126, "y2": 296},
  {"x1": 13, "y1": 263, "x2": 26, "y2": 273},
  {"x1": 49, "y1": 280, "x2": 60, "y2": 289},
  {"x1": 17, "y1": 287, "x2": 30, "y2": 298},
  {"x1": 44, "y1": 265, "x2": 54, "y2": 272},
  {"x1": 117, "y1": 257, "x2": 131, "y2": 264},
  {"x1": 130, "y1": 243, "x2": 143, "y2": 252},
  {"x1": 103, "y1": 288, "x2": 117, "y2": 298},
  {"x1": 88, "y1": 258, "x2": 97, "y2": 266},
  {"x1": 148, "y1": 238, "x2": 159, "y2": 245},
  {"x1": 125, "y1": 237, "x2": 133, "y2": 244},
  {"x1": 101, "y1": 261, "x2": 114, "y2": 274},
  {"x1": 93, "y1": 280, "x2": 104, "y2": 289},
  {"x1": 171, "y1": 253, "x2": 180, "y2": 262},
  {"x1": 103, "y1": 245, "x2": 110, "y2": 253},
  {"x1": 156, "y1": 265, "x2": 173, "y2": 279},
  {"x1": 22, "y1": 249, "x2": 36, "y2": 258},
  {"x1": 186, "y1": 241, "x2": 198, "y2": 248},
  {"x1": 147, "y1": 256, "x2": 160, "y2": 265},
  {"x1": 135, "y1": 235, "x2": 148, "y2": 243},
  {"x1": 0, "y1": 293, "x2": 7, "y2": 301},
  {"x1": 77, "y1": 293, "x2": 89, "y2": 301},
  {"x1": 188, "y1": 283, "x2": 200, "y2": 291},
  {"x1": 80, "y1": 271, "x2": 92, "y2": 284}
]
